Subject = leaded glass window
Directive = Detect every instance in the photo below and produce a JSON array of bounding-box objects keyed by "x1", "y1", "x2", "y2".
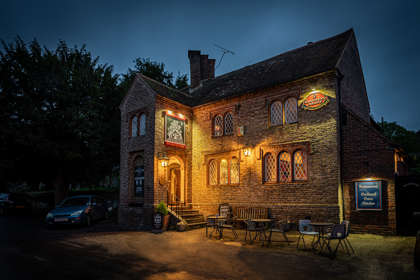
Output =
[
  {"x1": 134, "y1": 156, "x2": 144, "y2": 197},
  {"x1": 278, "y1": 152, "x2": 291, "y2": 182},
  {"x1": 209, "y1": 160, "x2": 217, "y2": 185},
  {"x1": 285, "y1": 98, "x2": 298, "y2": 124},
  {"x1": 293, "y1": 150, "x2": 307, "y2": 180},
  {"x1": 224, "y1": 112, "x2": 233, "y2": 135},
  {"x1": 131, "y1": 116, "x2": 138, "y2": 137},
  {"x1": 264, "y1": 153, "x2": 276, "y2": 183},
  {"x1": 230, "y1": 157, "x2": 239, "y2": 184},
  {"x1": 139, "y1": 114, "x2": 146, "y2": 136},
  {"x1": 213, "y1": 115, "x2": 223, "y2": 136},
  {"x1": 220, "y1": 159, "x2": 228, "y2": 184},
  {"x1": 270, "y1": 101, "x2": 283, "y2": 126}
]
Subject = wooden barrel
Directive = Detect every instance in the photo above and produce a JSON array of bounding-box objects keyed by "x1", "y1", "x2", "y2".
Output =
[{"x1": 415, "y1": 230, "x2": 420, "y2": 270}]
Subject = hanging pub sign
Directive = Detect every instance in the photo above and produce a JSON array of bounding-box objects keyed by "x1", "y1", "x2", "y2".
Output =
[
  {"x1": 355, "y1": 180, "x2": 382, "y2": 210},
  {"x1": 164, "y1": 111, "x2": 186, "y2": 148},
  {"x1": 302, "y1": 91, "x2": 329, "y2": 110}
]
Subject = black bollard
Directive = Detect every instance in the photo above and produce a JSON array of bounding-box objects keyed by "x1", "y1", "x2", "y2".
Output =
[{"x1": 415, "y1": 230, "x2": 420, "y2": 270}]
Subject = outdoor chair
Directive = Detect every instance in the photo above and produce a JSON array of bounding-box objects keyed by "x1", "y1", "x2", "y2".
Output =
[
  {"x1": 205, "y1": 215, "x2": 218, "y2": 238},
  {"x1": 218, "y1": 215, "x2": 238, "y2": 240},
  {"x1": 244, "y1": 219, "x2": 266, "y2": 244},
  {"x1": 341, "y1": 220, "x2": 355, "y2": 255},
  {"x1": 296, "y1": 219, "x2": 319, "y2": 250},
  {"x1": 321, "y1": 223, "x2": 347, "y2": 258},
  {"x1": 267, "y1": 220, "x2": 291, "y2": 247}
]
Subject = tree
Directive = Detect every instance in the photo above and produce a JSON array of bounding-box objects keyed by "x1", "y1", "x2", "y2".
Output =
[
  {"x1": 380, "y1": 121, "x2": 420, "y2": 174},
  {"x1": 0, "y1": 37, "x2": 121, "y2": 202}
]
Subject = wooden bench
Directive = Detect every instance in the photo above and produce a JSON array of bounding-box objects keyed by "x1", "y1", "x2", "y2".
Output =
[{"x1": 234, "y1": 207, "x2": 270, "y2": 224}]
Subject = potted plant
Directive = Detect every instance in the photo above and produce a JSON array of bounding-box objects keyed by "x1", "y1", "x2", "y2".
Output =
[{"x1": 156, "y1": 201, "x2": 170, "y2": 231}]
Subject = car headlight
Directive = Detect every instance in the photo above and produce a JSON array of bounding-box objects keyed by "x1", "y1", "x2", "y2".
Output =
[
  {"x1": 46, "y1": 213, "x2": 53, "y2": 219},
  {"x1": 70, "y1": 210, "x2": 83, "y2": 217}
]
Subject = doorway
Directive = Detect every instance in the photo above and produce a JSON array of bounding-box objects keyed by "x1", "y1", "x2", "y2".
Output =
[{"x1": 167, "y1": 156, "x2": 185, "y2": 205}]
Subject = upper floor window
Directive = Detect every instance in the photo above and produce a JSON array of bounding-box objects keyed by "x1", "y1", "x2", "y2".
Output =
[
  {"x1": 278, "y1": 152, "x2": 291, "y2": 182},
  {"x1": 284, "y1": 97, "x2": 298, "y2": 124},
  {"x1": 131, "y1": 116, "x2": 138, "y2": 137},
  {"x1": 263, "y1": 153, "x2": 276, "y2": 183},
  {"x1": 213, "y1": 115, "x2": 223, "y2": 136},
  {"x1": 270, "y1": 101, "x2": 283, "y2": 126},
  {"x1": 293, "y1": 150, "x2": 307, "y2": 180},
  {"x1": 139, "y1": 114, "x2": 146, "y2": 136},
  {"x1": 224, "y1": 112, "x2": 233, "y2": 135}
]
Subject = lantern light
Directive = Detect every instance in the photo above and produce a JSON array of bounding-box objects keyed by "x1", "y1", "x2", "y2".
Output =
[{"x1": 243, "y1": 148, "x2": 251, "y2": 157}]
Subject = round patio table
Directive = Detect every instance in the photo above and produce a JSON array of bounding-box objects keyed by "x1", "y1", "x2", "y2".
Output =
[
  {"x1": 249, "y1": 218, "x2": 273, "y2": 245},
  {"x1": 310, "y1": 222, "x2": 334, "y2": 252},
  {"x1": 207, "y1": 215, "x2": 227, "y2": 239}
]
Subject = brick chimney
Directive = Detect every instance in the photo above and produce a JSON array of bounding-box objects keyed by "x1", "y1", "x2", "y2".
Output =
[{"x1": 188, "y1": 50, "x2": 215, "y2": 88}]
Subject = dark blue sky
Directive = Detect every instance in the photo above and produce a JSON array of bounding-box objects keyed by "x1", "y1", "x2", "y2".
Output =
[{"x1": 1, "y1": 0, "x2": 419, "y2": 130}]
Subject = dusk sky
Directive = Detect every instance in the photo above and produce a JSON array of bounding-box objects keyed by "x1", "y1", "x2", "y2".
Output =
[{"x1": 1, "y1": 0, "x2": 419, "y2": 130}]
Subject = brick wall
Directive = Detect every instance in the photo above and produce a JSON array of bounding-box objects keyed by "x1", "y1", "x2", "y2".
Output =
[
  {"x1": 191, "y1": 72, "x2": 342, "y2": 223},
  {"x1": 341, "y1": 107, "x2": 397, "y2": 234}
]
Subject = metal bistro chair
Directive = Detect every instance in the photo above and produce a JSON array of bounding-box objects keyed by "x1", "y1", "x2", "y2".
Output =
[
  {"x1": 322, "y1": 223, "x2": 347, "y2": 258},
  {"x1": 244, "y1": 219, "x2": 266, "y2": 244},
  {"x1": 218, "y1": 215, "x2": 238, "y2": 240},
  {"x1": 267, "y1": 220, "x2": 291, "y2": 247},
  {"x1": 297, "y1": 219, "x2": 319, "y2": 250},
  {"x1": 341, "y1": 220, "x2": 355, "y2": 255},
  {"x1": 206, "y1": 215, "x2": 218, "y2": 238}
]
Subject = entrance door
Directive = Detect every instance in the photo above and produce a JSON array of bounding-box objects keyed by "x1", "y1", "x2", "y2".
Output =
[{"x1": 169, "y1": 164, "x2": 182, "y2": 204}]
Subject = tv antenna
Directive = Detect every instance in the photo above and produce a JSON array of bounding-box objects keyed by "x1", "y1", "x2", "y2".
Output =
[{"x1": 214, "y1": 44, "x2": 235, "y2": 69}]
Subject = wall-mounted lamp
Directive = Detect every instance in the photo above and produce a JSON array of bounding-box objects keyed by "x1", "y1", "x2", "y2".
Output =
[
  {"x1": 157, "y1": 152, "x2": 169, "y2": 167},
  {"x1": 161, "y1": 160, "x2": 168, "y2": 167},
  {"x1": 243, "y1": 148, "x2": 252, "y2": 157}
]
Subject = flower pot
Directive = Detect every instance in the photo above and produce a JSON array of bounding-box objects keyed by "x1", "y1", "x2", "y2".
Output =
[{"x1": 162, "y1": 214, "x2": 170, "y2": 231}]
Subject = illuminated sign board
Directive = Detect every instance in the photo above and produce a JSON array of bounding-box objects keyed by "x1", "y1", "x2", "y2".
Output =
[
  {"x1": 164, "y1": 111, "x2": 186, "y2": 148},
  {"x1": 302, "y1": 91, "x2": 329, "y2": 110},
  {"x1": 355, "y1": 181, "x2": 382, "y2": 210}
]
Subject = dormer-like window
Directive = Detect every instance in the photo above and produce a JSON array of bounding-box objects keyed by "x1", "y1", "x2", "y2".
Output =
[
  {"x1": 139, "y1": 113, "x2": 146, "y2": 136},
  {"x1": 131, "y1": 116, "x2": 138, "y2": 137},
  {"x1": 284, "y1": 97, "x2": 298, "y2": 124},
  {"x1": 224, "y1": 112, "x2": 233, "y2": 135},
  {"x1": 213, "y1": 115, "x2": 223, "y2": 136},
  {"x1": 270, "y1": 101, "x2": 283, "y2": 126}
]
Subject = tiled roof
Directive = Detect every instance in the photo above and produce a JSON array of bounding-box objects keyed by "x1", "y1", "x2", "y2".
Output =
[{"x1": 142, "y1": 29, "x2": 353, "y2": 107}]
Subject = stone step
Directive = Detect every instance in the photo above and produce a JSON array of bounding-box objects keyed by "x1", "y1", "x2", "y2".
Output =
[
  {"x1": 184, "y1": 217, "x2": 204, "y2": 223},
  {"x1": 187, "y1": 221, "x2": 207, "y2": 229},
  {"x1": 180, "y1": 213, "x2": 201, "y2": 217}
]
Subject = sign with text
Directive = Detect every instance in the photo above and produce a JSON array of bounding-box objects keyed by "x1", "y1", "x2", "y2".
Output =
[
  {"x1": 302, "y1": 91, "x2": 329, "y2": 110},
  {"x1": 164, "y1": 112, "x2": 186, "y2": 148},
  {"x1": 355, "y1": 180, "x2": 382, "y2": 210}
]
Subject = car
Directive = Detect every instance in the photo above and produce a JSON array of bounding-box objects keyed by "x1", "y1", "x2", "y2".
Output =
[{"x1": 45, "y1": 195, "x2": 109, "y2": 227}]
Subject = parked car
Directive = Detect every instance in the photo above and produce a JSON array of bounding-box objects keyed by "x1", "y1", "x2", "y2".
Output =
[{"x1": 45, "y1": 195, "x2": 110, "y2": 227}]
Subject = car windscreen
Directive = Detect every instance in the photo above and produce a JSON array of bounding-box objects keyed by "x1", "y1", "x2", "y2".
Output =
[{"x1": 60, "y1": 197, "x2": 89, "y2": 207}]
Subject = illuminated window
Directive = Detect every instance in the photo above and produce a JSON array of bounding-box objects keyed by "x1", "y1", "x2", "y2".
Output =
[
  {"x1": 220, "y1": 159, "x2": 228, "y2": 184},
  {"x1": 213, "y1": 115, "x2": 223, "y2": 136},
  {"x1": 264, "y1": 153, "x2": 276, "y2": 183},
  {"x1": 224, "y1": 112, "x2": 233, "y2": 135},
  {"x1": 285, "y1": 97, "x2": 298, "y2": 124},
  {"x1": 293, "y1": 150, "x2": 307, "y2": 180},
  {"x1": 209, "y1": 160, "x2": 217, "y2": 185},
  {"x1": 134, "y1": 156, "x2": 144, "y2": 197},
  {"x1": 230, "y1": 157, "x2": 239, "y2": 184},
  {"x1": 139, "y1": 114, "x2": 146, "y2": 136},
  {"x1": 131, "y1": 116, "x2": 138, "y2": 137},
  {"x1": 278, "y1": 152, "x2": 291, "y2": 182},
  {"x1": 270, "y1": 101, "x2": 283, "y2": 126}
]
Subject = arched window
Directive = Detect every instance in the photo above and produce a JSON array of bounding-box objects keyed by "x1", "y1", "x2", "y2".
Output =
[
  {"x1": 220, "y1": 159, "x2": 228, "y2": 184},
  {"x1": 293, "y1": 150, "x2": 307, "y2": 180},
  {"x1": 209, "y1": 160, "x2": 217, "y2": 185},
  {"x1": 213, "y1": 115, "x2": 223, "y2": 136},
  {"x1": 224, "y1": 112, "x2": 233, "y2": 135},
  {"x1": 270, "y1": 101, "x2": 283, "y2": 126},
  {"x1": 278, "y1": 152, "x2": 291, "y2": 182},
  {"x1": 264, "y1": 153, "x2": 276, "y2": 183},
  {"x1": 285, "y1": 97, "x2": 298, "y2": 124},
  {"x1": 131, "y1": 116, "x2": 138, "y2": 137},
  {"x1": 134, "y1": 156, "x2": 144, "y2": 197},
  {"x1": 230, "y1": 157, "x2": 240, "y2": 184},
  {"x1": 139, "y1": 113, "x2": 146, "y2": 136}
]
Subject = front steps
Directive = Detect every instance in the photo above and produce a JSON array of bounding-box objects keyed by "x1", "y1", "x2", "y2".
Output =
[{"x1": 169, "y1": 205, "x2": 206, "y2": 230}]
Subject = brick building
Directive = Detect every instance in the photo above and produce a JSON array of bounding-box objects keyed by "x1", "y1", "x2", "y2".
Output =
[{"x1": 119, "y1": 29, "x2": 403, "y2": 234}]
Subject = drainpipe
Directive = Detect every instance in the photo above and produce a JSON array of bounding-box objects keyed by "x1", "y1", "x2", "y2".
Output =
[{"x1": 336, "y1": 69, "x2": 345, "y2": 222}]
